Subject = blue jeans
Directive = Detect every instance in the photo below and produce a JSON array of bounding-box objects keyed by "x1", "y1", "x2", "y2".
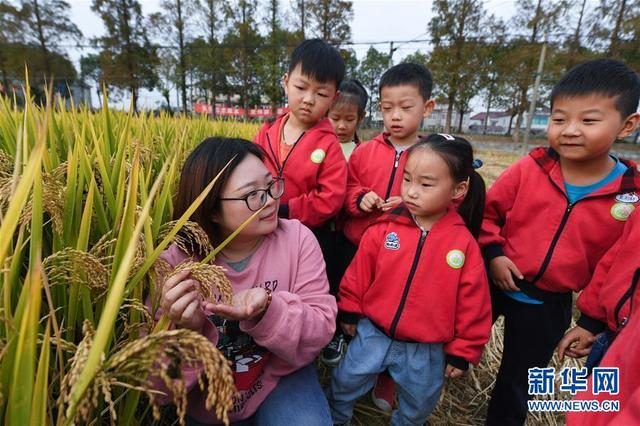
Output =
[
  {"x1": 188, "y1": 363, "x2": 331, "y2": 426},
  {"x1": 327, "y1": 318, "x2": 445, "y2": 426}
]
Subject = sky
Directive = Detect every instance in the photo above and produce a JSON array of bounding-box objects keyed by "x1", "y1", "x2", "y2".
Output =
[{"x1": 65, "y1": 0, "x2": 520, "y2": 109}]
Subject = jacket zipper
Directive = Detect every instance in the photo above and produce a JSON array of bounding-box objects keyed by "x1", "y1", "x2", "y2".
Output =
[
  {"x1": 265, "y1": 131, "x2": 305, "y2": 176},
  {"x1": 384, "y1": 150, "x2": 401, "y2": 200},
  {"x1": 613, "y1": 268, "x2": 640, "y2": 331},
  {"x1": 530, "y1": 202, "x2": 575, "y2": 284},
  {"x1": 389, "y1": 229, "x2": 427, "y2": 338}
]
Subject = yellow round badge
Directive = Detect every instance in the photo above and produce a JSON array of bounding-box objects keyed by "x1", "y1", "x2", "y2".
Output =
[
  {"x1": 610, "y1": 202, "x2": 635, "y2": 221},
  {"x1": 310, "y1": 149, "x2": 326, "y2": 164},
  {"x1": 446, "y1": 249, "x2": 465, "y2": 269}
]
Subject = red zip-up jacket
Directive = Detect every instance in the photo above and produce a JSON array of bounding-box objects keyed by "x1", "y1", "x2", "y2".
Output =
[
  {"x1": 567, "y1": 311, "x2": 640, "y2": 426},
  {"x1": 339, "y1": 206, "x2": 492, "y2": 369},
  {"x1": 254, "y1": 114, "x2": 347, "y2": 229},
  {"x1": 480, "y1": 147, "x2": 640, "y2": 294},
  {"x1": 575, "y1": 208, "x2": 640, "y2": 335},
  {"x1": 343, "y1": 133, "x2": 413, "y2": 245}
]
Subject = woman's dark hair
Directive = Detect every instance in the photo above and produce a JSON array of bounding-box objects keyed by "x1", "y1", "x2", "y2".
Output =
[
  {"x1": 407, "y1": 133, "x2": 486, "y2": 238},
  {"x1": 173, "y1": 137, "x2": 265, "y2": 243}
]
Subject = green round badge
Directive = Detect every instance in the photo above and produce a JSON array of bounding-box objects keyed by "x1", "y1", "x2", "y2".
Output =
[
  {"x1": 310, "y1": 149, "x2": 326, "y2": 164},
  {"x1": 610, "y1": 202, "x2": 635, "y2": 221},
  {"x1": 446, "y1": 249, "x2": 465, "y2": 269}
]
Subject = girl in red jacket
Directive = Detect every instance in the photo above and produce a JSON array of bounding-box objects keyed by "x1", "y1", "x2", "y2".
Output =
[{"x1": 327, "y1": 134, "x2": 492, "y2": 426}]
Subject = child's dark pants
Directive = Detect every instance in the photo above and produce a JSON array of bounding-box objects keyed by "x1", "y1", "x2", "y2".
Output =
[{"x1": 485, "y1": 285, "x2": 572, "y2": 426}]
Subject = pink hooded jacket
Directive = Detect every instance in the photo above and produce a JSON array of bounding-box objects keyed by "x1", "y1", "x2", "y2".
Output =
[{"x1": 152, "y1": 219, "x2": 336, "y2": 423}]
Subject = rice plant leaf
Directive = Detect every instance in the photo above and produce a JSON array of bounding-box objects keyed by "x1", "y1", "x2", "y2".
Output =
[
  {"x1": 30, "y1": 321, "x2": 51, "y2": 426},
  {"x1": 64, "y1": 149, "x2": 166, "y2": 424},
  {"x1": 6, "y1": 264, "x2": 42, "y2": 424},
  {"x1": 0, "y1": 142, "x2": 44, "y2": 268}
]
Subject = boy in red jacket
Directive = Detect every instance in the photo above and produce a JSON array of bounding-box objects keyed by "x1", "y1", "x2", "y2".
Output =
[
  {"x1": 254, "y1": 39, "x2": 347, "y2": 230},
  {"x1": 334, "y1": 63, "x2": 436, "y2": 406},
  {"x1": 565, "y1": 308, "x2": 640, "y2": 426},
  {"x1": 480, "y1": 59, "x2": 640, "y2": 426},
  {"x1": 557, "y1": 208, "x2": 640, "y2": 368}
]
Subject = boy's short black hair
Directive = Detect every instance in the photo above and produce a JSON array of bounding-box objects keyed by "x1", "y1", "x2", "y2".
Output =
[
  {"x1": 551, "y1": 59, "x2": 640, "y2": 117},
  {"x1": 379, "y1": 63, "x2": 433, "y2": 100},
  {"x1": 289, "y1": 39, "x2": 345, "y2": 89}
]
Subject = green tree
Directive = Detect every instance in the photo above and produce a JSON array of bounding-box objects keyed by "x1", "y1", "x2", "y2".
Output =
[
  {"x1": 149, "y1": 0, "x2": 200, "y2": 113},
  {"x1": 589, "y1": 0, "x2": 640, "y2": 69},
  {"x1": 291, "y1": 0, "x2": 309, "y2": 39},
  {"x1": 259, "y1": 0, "x2": 295, "y2": 114},
  {"x1": 307, "y1": 0, "x2": 353, "y2": 46},
  {"x1": 92, "y1": 0, "x2": 159, "y2": 111},
  {"x1": 223, "y1": 0, "x2": 263, "y2": 118},
  {"x1": 341, "y1": 48, "x2": 359, "y2": 78},
  {"x1": 20, "y1": 0, "x2": 82, "y2": 84},
  {"x1": 0, "y1": 1, "x2": 23, "y2": 93},
  {"x1": 357, "y1": 46, "x2": 389, "y2": 124},
  {"x1": 80, "y1": 53, "x2": 103, "y2": 106},
  {"x1": 428, "y1": 0, "x2": 486, "y2": 133}
]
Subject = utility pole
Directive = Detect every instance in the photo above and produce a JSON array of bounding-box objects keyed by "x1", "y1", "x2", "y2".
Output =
[
  {"x1": 388, "y1": 41, "x2": 396, "y2": 67},
  {"x1": 522, "y1": 37, "x2": 547, "y2": 155}
]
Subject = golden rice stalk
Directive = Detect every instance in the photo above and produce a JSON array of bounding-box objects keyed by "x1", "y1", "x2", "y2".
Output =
[
  {"x1": 105, "y1": 328, "x2": 236, "y2": 425},
  {"x1": 58, "y1": 320, "x2": 114, "y2": 424},
  {"x1": 171, "y1": 260, "x2": 233, "y2": 305},
  {"x1": 17, "y1": 164, "x2": 67, "y2": 233},
  {"x1": 158, "y1": 220, "x2": 214, "y2": 259},
  {"x1": 43, "y1": 248, "x2": 110, "y2": 293},
  {"x1": 0, "y1": 150, "x2": 12, "y2": 177}
]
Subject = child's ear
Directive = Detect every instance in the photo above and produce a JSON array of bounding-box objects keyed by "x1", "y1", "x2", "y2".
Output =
[
  {"x1": 282, "y1": 73, "x2": 289, "y2": 96},
  {"x1": 423, "y1": 99, "x2": 436, "y2": 118},
  {"x1": 618, "y1": 112, "x2": 640, "y2": 138},
  {"x1": 452, "y1": 179, "x2": 469, "y2": 200}
]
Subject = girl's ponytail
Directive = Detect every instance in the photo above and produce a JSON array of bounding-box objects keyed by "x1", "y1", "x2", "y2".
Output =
[{"x1": 458, "y1": 169, "x2": 486, "y2": 239}]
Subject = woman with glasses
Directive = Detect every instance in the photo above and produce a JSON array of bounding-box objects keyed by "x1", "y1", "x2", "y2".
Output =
[{"x1": 153, "y1": 137, "x2": 337, "y2": 425}]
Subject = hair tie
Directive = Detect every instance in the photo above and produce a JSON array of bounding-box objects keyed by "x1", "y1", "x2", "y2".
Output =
[
  {"x1": 472, "y1": 159, "x2": 483, "y2": 170},
  {"x1": 438, "y1": 133, "x2": 456, "y2": 141}
]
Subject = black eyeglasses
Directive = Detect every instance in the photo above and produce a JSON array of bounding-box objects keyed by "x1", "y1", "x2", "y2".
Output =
[{"x1": 219, "y1": 177, "x2": 285, "y2": 211}]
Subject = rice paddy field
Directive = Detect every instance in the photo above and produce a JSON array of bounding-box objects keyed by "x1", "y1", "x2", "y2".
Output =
[{"x1": 0, "y1": 91, "x2": 583, "y2": 425}]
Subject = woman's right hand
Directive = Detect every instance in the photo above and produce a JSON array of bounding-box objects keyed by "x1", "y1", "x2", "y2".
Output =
[
  {"x1": 489, "y1": 256, "x2": 523, "y2": 292},
  {"x1": 161, "y1": 269, "x2": 206, "y2": 331}
]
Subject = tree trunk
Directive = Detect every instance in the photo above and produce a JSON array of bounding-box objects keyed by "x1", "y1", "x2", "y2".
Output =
[
  {"x1": 457, "y1": 107, "x2": 465, "y2": 133},
  {"x1": 206, "y1": 2, "x2": 217, "y2": 118},
  {"x1": 176, "y1": 0, "x2": 188, "y2": 113},
  {"x1": 32, "y1": 0, "x2": 51, "y2": 81},
  {"x1": 445, "y1": 92, "x2": 455, "y2": 133},
  {"x1": 567, "y1": 0, "x2": 587, "y2": 67},
  {"x1": 483, "y1": 78, "x2": 495, "y2": 135},
  {"x1": 506, "y1": 113, "x2": 516, "y2": 136},
  {"x1": 608, "y1": 0, "x2": 627, "y2": 56}
]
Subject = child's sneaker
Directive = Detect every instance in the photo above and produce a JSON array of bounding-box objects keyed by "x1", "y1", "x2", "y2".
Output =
[
  {"x1": 371, "y1": 373, "x2": 396, "y2": 412},
  {"x1": 320, "y1": 333, "x2": 346, "y2": 366}
]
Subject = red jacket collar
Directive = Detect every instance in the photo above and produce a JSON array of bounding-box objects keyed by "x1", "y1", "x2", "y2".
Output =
[
  {"x1": 529, "y1": 147, "x2": 640, "y2": 195},
  {"x1": 376, "y1": 205, "x2": 467, "y2": 233}
]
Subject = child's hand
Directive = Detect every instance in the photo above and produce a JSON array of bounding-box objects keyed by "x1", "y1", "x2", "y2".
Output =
[
  {"x1": 445, "y1": 364, "x2": 465, "y2": 378},
  {"x1": 359, "y1": 191, "x2": 383, "y2": 212},
  {"x1": 557, "y1": 326, "x2": 596, "y2": 361},
  {"x1": 380, "y1": 196, "x2": 402, "y2": 211},
  {"x1": 341, "y1": 322, "x2": 357, "y2": 336},
  {"x1": 489, "y1": 256, "x2": 523, "y2": 291}
]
